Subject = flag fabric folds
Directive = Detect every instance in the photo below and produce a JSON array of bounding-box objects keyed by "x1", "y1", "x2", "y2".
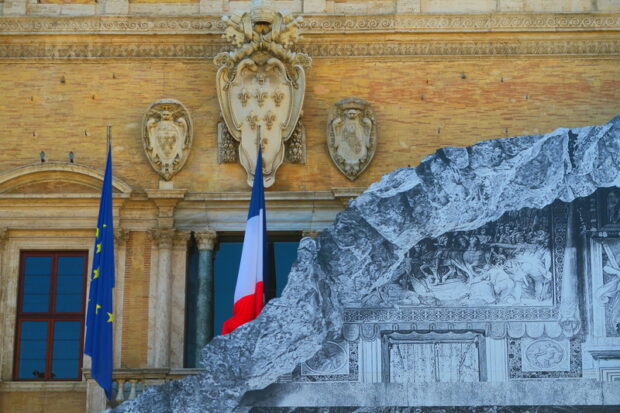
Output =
[
  {"x1": 222, "y1": 149, "x2": 267, "y2": 335},
  {"x1": 84, "y1": 142, "x2": 115, "y2": 400}
]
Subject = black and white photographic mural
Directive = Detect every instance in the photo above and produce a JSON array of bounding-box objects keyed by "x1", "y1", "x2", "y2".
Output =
[{"x1": 113, "y1": 118, "x2": 620, "y2": 412}]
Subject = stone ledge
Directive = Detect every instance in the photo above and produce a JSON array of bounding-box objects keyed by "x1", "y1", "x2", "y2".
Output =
[
  {"x1": 0, "y1": 13, "x2": 619, "y2": 35},
  {"x1": 0, "y1": 381, "x2": 87, "y2": 392},
  {"x1": 240, "y1": 381, "x2": 620, "y2": 408}
]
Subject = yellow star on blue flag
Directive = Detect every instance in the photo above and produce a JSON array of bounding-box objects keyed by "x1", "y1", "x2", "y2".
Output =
[{"x1": 84, "y1": 138, "x2": 115, "y2": 400}]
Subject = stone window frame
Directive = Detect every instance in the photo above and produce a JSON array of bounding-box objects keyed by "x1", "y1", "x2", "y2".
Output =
[
  {"x1": 0, "y1": 236, "x2": 95, "y2": 382},
  {"x1": 380, "y1": 330, "x2": 488, "y2": 383},
  {"x1": 13, "y1": 250, "x2": 88, "y2": 381}
]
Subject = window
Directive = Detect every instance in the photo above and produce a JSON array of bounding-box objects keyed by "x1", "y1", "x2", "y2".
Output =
[
  {"x1": 14, "y1": 251, "x2": 88, "y2": 381},
  {"x1": 213, "y1": 233, "x2": 301, "y2": 335}
]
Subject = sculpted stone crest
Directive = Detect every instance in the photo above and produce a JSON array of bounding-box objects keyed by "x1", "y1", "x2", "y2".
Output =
[
  {"x1": 327, "y1": 97, "x2": 377, "y2": 180},
  {"x1": 215, "y1": 0, "x2": 311, "y2": 187},
  {"x1": 142, "y1": 99, "x2": 192, "y2": 181}
]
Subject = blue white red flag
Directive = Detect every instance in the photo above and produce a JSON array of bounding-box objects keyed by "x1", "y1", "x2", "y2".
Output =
[{"x1": 222, "y1": 148, "x2": 267, "y2": 334}]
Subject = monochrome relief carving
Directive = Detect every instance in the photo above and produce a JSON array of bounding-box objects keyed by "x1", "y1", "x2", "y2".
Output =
[
  {"x1": 142, "y1": 99, "x2": 192, "y2": 181},
  {"x1": 214, "y1": 0, "x2": 310, "y2": 187},
  {"x1": 327, "y1": 97, "x2": 377, "y2": 181},
  {"x1": 598, "y1": 239, "x2": 620, "y2": 336},
  {"x1": 361, "y1": 205, "x2": 558, "y2": 308}
]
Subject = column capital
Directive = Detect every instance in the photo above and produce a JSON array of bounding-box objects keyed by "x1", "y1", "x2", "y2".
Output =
[
  {"x1": 114, "y1": 229, "x2": 131, "y2": 247},
  {"x1": 194, "y1": 229, "x2": 217, "y2": 251},
  {"x1": 148, "y1": 228, "x2": 176, "y2": 249},
  {"x1": 172, "y1": 230, "x2": 191, "y2": 250},
  {"x1": 0, "y1": 227, "x2": 8, "y2": 249}
]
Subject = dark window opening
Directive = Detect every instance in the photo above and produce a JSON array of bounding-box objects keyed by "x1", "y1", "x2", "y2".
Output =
[
  {"x1": 213, "y1": 232, "x2": 301, "y2": 336},
  {"x1": 14, "y1": 251, "x2": 88, "y2": 381}
]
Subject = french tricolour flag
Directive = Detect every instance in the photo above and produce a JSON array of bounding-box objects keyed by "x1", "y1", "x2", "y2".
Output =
[{"x1": 222, "y1": 148, "x2": 267, "y2": 335}]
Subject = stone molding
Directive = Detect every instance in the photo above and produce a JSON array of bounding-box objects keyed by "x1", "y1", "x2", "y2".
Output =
[
  {"x1": 194, "y1": 229, "x2": 217, "y2": 251},
  {"x1": 147, "y1": 228, "x2": 176, "y2": 249},
  {"x1": 1, "y1": 14, "x2": 619, "y2": 35},
  {"x1": 0, "y1": 227, "x2": 7, "y2": 248},
  {"x1": 172, "y1": 230, "x2": 191, "y2": 250},
  {"x1": 0, "y1": 38, "x2": 618, "y2": 59},
  {"x1": 0, "y1": 162, "x2": 133, "y2": 194},
  {"x1": 114, "y1": 228, "x2": 130, "y2": 247}
]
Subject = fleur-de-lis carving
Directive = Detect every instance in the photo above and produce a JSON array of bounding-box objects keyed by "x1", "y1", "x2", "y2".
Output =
[
  {"x1": 255, "y1": 89, "x2": 268, "y2": 107},
  {"x1": 246, "y1": 112, "x2": 259, "y2": 130},
  {"x1": 237, "y1": 89, "x2": 250, "y2": 107},
  {"x1": 272, "y1": 89, "x2": 284, "y2": 107},
  {"x1": 263, "y1": 111, "x2": 276, "y2": 131}
]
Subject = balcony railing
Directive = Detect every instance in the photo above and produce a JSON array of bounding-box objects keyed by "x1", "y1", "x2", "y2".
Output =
[{"x1": 84, "y1": 368, "x2": 205, "y2": 410}]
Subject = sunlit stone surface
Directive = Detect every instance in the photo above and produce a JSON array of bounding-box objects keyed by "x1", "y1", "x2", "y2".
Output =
[{"x1": 113, "y1": 116, "x2": 620, "y2": 412}]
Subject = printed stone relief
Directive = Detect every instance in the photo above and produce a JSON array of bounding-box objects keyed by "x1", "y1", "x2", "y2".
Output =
[
  {"x1": 214, "y1": 0, "x2": 310, "y2": 187},
  {"x1": 521, "y1": 338, "x2": 569, "y2": 372},
  {"x1": 508, "y1": 338, "x2": 582, "y2": 378},
  {"x1": 301, "y1": 341, "x2": 349, "y2": 376},
  {"x1": 382, "y1": 331, "x2": 484, "y2": 383},
  {"x1": 142, "y1": 99, "x2": 192, "y2": 181},
  {"x1": 598, "y1": 239, "x2": 620, "y2": 336},
  {"x1": 327, "y1": 97, "x2": 377, "y2": 180},
  {"x1": 292, "y1": 340, "x2": 358, "y2": 383},
  {"x1": 361, "y1": 206, "x2": 558, "y2": 308}
]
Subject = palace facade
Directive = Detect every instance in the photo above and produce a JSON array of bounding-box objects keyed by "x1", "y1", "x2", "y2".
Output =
[{"x1": 0, "y1": 1, "x2": 619, "y2": 412}]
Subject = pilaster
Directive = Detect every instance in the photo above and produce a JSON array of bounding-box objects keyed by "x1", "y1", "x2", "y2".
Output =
[
  {"x1": 0, "y1": 228, "x2": 8, "y2": 382},
  {"x1": 144, "y1": 187, "x2": 186, "y2": 368},
  {"x1": 170, "y1": 230, "x2": 191, "y2": 369},
  {"x1": 113, "y1": 229, "x2": 130, "y2": 369}
]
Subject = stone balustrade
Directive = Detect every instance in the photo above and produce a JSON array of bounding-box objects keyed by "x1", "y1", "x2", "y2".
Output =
[
  {"x1": 84, "y1": 368, "x2": 205, "y2": 411},
  {"x1": 108, "y1": 368, "x2": 204, "y2": 408}
]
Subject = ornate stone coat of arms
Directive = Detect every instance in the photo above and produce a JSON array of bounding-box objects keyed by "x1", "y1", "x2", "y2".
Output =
[
  {"x1": 142, "y1": 99, "x2": 193, "y2": 181},
  {"x1": 327, "y1": 97, "x2": 377, "y2": 180},
  {"x1": 215, "y1": 0, "x2": 311, "y2": 187}
]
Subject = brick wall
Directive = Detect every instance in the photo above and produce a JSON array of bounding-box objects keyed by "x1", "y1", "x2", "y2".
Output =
[
  {"x1": 121, "y1": 232, "x2": 151, "y2": 368},
  {"x1": 0, "y1": 57, "x2": 618, "y2": 193}
]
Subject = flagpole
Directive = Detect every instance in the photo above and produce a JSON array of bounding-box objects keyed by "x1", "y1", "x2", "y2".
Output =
[{"x1": 106, "y1": 125, "x2": 112, "y2": 151}]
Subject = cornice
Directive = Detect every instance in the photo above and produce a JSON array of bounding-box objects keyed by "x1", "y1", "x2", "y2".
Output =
[
  {"x1": 0, "y1": 13, "x2": 619, "y2": 35},
  {"x1": 0, "y1": 38, "x2": 618, "y2": 59}
]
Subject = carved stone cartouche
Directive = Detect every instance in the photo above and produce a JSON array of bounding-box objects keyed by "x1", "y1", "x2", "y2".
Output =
[
  {"x1": 327, "y1": 97, "x2": 377, "y2": 181},
  {"x1": 142, "y1": 99, "x2": 193, "y2": 181},
  {"x1": 215, "y1": 0, "x2": 311, "y2": 187}
]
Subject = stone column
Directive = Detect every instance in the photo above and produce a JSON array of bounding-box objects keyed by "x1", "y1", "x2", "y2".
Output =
[
  {"x1": 149, "y1": 228, "x2": 175, "y2": 368},
  {"x1": 193, "y1": 229, "x2": 217, "y2": 366}
]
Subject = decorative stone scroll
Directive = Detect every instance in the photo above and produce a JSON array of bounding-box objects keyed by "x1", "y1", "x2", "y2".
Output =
[
  {"x1": 214, "y1": 0, "x2": 311, "y2": 187},
  {"x1": 142, "y1": 99, "x2": 193, "y2": 181},
  {"x1": 327, "y1": 97, "x2": 377, "y2": 180}
]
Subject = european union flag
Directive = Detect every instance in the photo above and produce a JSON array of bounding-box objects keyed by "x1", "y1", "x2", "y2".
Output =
[{"x1": 84, "y1": 140, "x2": 115, "y2": 400}]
